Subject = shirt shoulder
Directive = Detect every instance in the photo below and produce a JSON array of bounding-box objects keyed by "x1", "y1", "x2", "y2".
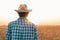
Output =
[{"x1": 8, "y1": 20, "x2": 17, "y2": 26}]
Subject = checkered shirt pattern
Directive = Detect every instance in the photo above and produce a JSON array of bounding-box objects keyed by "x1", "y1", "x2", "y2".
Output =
[{"x1": 6, "y1": 17, "x2": 38, "y2": 40}]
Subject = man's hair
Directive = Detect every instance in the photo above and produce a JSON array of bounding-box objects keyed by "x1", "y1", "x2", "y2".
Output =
[{"x1": 18, "y1": 12, "x2": 29, "y2": 17}]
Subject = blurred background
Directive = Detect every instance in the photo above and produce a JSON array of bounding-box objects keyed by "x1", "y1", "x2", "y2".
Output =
[{"x1": 0, "y1": 0, "x2": 60, "y2": 40}]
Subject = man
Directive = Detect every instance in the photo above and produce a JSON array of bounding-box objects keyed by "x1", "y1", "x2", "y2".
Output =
[{"x1": 6, "y1": 4, "x2": 38, "y2": 40}]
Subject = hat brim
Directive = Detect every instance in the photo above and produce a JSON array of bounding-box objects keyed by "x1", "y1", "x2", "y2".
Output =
[{"x1": 15, "y1": 9, "x2": 32, "y2": 12}]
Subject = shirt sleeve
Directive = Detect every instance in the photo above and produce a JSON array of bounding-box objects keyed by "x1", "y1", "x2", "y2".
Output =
[
  {"x1": 6, "y1": 23, "x2": 12, "y2": 40},
  {"x1": 34, "y1": 25, "x2": 38, "y2": 40}
]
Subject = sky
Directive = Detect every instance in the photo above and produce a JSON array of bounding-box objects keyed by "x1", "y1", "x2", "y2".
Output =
[{"x1": 0, "y1": 0, "x2": 60, "y2": 25}]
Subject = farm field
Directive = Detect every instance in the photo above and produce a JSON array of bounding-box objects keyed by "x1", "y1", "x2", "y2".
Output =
[{"x1": 0, "y1": 25, "x2": 60, "y2": 40}]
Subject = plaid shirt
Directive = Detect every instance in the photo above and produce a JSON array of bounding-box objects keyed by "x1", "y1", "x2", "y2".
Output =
[{"x1": 6, "y1": 17, "x2": 38, "y2": 40}]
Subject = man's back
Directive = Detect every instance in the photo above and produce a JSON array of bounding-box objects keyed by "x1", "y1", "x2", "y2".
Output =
[{"x1": 6, "y1": 17, "x2": 38, "y2": 40}]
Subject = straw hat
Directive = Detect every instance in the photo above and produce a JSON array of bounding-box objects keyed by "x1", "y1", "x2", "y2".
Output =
[{"x1": 15, "y1": 4, "x2": 32, "y2": 12}]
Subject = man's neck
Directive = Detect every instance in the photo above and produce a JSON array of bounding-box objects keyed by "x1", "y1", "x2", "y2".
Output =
[{"x1": 20, "y1": 17, "x2": 27, "y2": 19}]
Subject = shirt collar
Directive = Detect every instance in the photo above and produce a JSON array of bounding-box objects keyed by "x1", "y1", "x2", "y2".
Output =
[{"x1": 18, "y1": 17, "x2": 28, "y2": 21}]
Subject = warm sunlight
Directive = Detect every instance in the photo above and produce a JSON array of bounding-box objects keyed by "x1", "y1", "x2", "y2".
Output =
[{"x1": 0, "y1": 0, "x2": 60, "y2": 25}]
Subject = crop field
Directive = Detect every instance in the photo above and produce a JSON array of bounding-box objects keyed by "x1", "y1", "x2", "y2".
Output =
[{"x1": 0, "y1": 25, "x2": 60, "y2": 40}]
